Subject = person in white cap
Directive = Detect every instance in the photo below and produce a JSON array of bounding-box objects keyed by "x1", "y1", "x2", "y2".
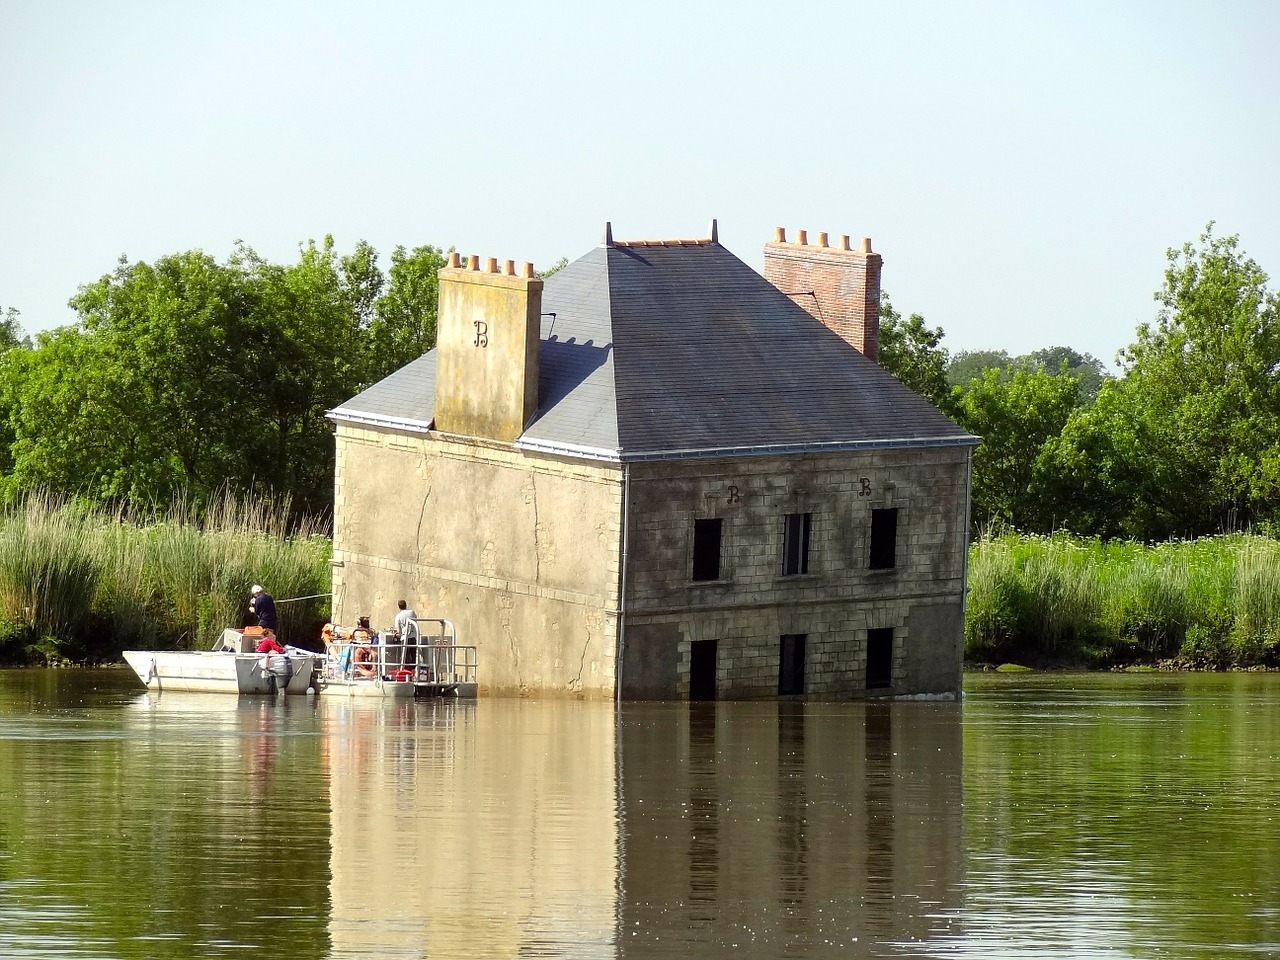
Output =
[{"x1": 249, "y1": 584, "x2": 278, "y2": 634}]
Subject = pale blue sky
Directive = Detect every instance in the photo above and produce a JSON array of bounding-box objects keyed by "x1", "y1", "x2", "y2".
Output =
[{"x1": 3, "y1": 0, "x2": 1277, "y2": 367}]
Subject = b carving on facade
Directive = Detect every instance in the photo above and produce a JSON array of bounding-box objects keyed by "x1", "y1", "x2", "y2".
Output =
[{"x1": 473, "y1": 320, "x2": 488, "y2": 347}]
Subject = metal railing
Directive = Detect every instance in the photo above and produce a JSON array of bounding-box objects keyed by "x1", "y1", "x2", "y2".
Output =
[{"x1": 322, "y1": 618, "x2": 476, "y2": 686}]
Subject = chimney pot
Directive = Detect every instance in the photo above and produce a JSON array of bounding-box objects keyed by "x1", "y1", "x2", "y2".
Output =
[
  {"x1": 486, "y1": 257, "x2": 498, "y2": 274},
  {"x1": 860, "y1": 237, "x2": 873, "y2": 253},
  {"x1": 774, "y1": 226, "x2": 786, "y2": 242},
  {"x1": 603, "y1": 221, "x2": 614, "y2": 246},
  {"x1": 468, "y1": 255, "x2": 480, "y2": 271},
  {"x1": 839, "y1": 235, "x2": 851, "y2": 251},
  {"x1": 523, "y1": 262, "x2": 535, "y2": 278},
  {"x1": 448, "y1": 251, "x2": 461, "y2": 268},
  {"x1": 797, "y1": 229, "x2": 808, "y2": 246},
  {"x1": 504, "y1": 259, "x2": 515, "y2": 276},
  {"x1": 818, "y1": 231, "x2": 829, "y2": 248},
  {"x1": 708, "y1": 218, "x2": 718, "y2": 243}
]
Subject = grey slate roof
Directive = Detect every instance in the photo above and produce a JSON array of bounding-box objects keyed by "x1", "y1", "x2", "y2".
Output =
[{"x1": 329, "y1": 238, "x2": 977, "y2": 462}]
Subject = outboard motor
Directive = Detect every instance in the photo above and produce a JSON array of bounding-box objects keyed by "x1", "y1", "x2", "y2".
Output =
[{"x1": 263, "y1": 654, "x2": 292, "y2": 694}]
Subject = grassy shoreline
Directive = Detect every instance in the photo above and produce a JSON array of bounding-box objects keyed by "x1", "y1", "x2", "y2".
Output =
[
  {"x1": 3, "y1": 497, "x2": 1277, "y2": 672},
  {"x1": 0, "y1": 494, "x2": 331, "y2": 664},
  {"x1": 966, "y1": 531, "x2": 1280, "y2": 669}
]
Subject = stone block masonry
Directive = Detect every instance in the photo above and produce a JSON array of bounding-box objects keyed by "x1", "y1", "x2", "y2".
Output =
[{"x1": 620, "y1": 447, "x2": 970, "y2": 698}]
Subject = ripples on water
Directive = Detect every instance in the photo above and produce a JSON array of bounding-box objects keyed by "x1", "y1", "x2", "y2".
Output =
[{"x1": 0, "y1": 668, "x2": 1278, "y2": 958}]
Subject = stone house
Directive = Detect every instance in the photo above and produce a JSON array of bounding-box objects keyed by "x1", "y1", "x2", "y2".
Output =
[{"x1": 327, "y1": 222, "x2": 977, "y2": 699}]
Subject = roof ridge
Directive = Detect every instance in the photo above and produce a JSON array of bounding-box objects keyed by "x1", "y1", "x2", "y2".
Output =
[{"x1": 613, "y1": 238, "x2": 712, "y2": 247}]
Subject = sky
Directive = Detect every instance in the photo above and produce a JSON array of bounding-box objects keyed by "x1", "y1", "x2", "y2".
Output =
[{"x1": 3, "y1": 0, "x2": 1278, "y2": 368}]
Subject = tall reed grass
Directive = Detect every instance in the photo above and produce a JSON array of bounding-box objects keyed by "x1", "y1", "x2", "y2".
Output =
[
  {"x1": 0, "y1": 492, "x2": 331, "y2": 663},
  {"x1": 966, "y1": 531, "x2": 1280, "y2": 667}
]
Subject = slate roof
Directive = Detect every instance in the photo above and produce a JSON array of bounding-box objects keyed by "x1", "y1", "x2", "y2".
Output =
[{"x1": 329, "y1": 236, "x2": 977, "y2": 462}]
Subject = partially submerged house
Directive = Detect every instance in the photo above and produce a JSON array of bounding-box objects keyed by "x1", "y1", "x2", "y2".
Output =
[{"x1": 328, "y1": 222, "x2": 977, "y2": 699}]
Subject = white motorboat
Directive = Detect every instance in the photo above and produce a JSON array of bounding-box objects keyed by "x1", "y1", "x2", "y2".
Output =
[{"x1": 123, "y1": 628, "x2": 321, "y2": 696}]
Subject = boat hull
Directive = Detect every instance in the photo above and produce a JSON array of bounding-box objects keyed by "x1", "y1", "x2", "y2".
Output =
[
  {"x1": 319, "y1": 677, "x2": 417, "y2": 698},
  {"x1": 123, "y1": 650, "x2": 317, "y2": 695}
]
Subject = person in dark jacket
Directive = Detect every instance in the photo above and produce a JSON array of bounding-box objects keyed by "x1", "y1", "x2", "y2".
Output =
[{"x1": 250, "y1": 585, "x2": 278, "y2": 634}]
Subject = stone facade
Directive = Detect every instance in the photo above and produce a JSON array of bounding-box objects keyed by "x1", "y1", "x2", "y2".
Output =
[
  {"x1": 620, "y1": 446, "x2": 970, "y2": 699},
  {"x1": 333, "y1": 421, "x2": 969, "y2": 700}
]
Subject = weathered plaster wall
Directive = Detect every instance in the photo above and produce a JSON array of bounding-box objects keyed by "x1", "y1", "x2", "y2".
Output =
[
  {"x1": 333, "y1": 423, "x2": 623, "y2": 697},
  {"x1": 620, "y1": 447, "x2": 970, "y2": 699}
]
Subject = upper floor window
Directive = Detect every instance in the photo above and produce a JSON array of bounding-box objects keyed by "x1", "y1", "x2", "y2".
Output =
[
  {"x1": 782, "y1": 512, "x2": 811, "y2": 576},
  {"x1": 869, "y1": 508, "x2": 898, "y2": 570},
  {"x1": 692, "y1": 518, "x2": 723, "y2": 581}
]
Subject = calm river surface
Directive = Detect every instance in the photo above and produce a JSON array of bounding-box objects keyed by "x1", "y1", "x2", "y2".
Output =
[{"x1": 1, "y1": 669, "x2": 1278, "y2": 959}]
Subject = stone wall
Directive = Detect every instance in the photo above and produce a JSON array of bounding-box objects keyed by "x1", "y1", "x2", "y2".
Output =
[
  {"x1": 620, "y1": 446, "x2": 970, "y2": 699},
  {"x1": 332, "y1": 423, "x2": 624, "y2": 697}
]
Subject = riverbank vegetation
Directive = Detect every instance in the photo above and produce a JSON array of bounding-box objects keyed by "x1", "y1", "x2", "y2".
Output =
[
  {"x1": 0, "y1": 493, "x2": 330, "y2": 664},
  {"x1": 966, "y1": 531, "x2": 1280, "y2": 669}
]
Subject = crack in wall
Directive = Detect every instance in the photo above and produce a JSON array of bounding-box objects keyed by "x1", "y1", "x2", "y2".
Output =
[
  {"x1": 530, "y1": 474, "x2": 541, "y2": 583},
  {"x1": 414, "y1": 474, "x2": 433, "y2": 567},
  {"x1": 569, "y1": 631, "x2": 590, "y2": 693}
]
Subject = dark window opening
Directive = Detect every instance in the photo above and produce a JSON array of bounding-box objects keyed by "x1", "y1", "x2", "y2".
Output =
[
  {"x1": 869, "y1": 508, "x2": 898, "y2": 570},
  {"x1": 782, "y1": 512, "x2": 811, "y2": 576},
  {"x1": 692, "y1": 518, "x2": 723, "y2": 581},
  {"x1": 866, "y1": 627, "x2": 893, "y2": 689},
  {"x1": 779, "y1": 633, "x2": 806, "y2": 695},
  {"x1": 690, "y1": 639, "x2": 718, "y2": 700}
]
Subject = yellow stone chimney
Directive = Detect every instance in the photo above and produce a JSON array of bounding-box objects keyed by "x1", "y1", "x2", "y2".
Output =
[{"x1": 433, "y1": 254, "x2": 541, "y2": 442}]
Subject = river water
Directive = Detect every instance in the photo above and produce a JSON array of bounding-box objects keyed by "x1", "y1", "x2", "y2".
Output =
[{"x1": 1, "y1": 669, "x2": 1277, "y2": 959}]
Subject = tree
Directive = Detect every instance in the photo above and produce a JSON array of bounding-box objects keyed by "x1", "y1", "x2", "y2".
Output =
[
  {"x1": 1021, "y1": 346, "x2": 1110, "y2": 400},
  {"x1": 951, "y1": 367, "x2": 1083, "y2": 532},
  {"x1": 365, "y1": 244, "x2": 448, "y2": 382},
  {"x1": 877, "y1": 294, "x2": 950, "y2": 408},
  {"x1": 947, "y1": 349, "x2": 1012, "y2": 387},
  {"x1": 1045, "y1": 225, "x2": 1280, "y2": 539},
  {"x1": 0, "y1": 307, "x2": 30, "y2": 351}
]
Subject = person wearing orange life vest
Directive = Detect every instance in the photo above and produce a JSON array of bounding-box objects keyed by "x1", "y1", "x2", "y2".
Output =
[{"x1": 352, "y1": 616, "x2": 378, "y2": 677}]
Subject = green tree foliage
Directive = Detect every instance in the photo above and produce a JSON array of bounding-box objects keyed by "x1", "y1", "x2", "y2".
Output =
[
  {"x1": 1044, "y1": 225, "x2": 1280, "y2": 540},
  {"x1": 1021, "y1": 346, "x2": 1109, "y2": 400},
  {"x1": 0, "y1": 307, "x2": 30, "y2": 350},
  {"x1": 947, "y1": 346, "x2": 1108, "y2": 400},
  {"x1": 946, "y1": 349, "x2": 1012, "y2": 387},
  {"x1": 877, "y1": 294, "x2": 950, "y2": 408},
  {"x1": 0, "y1": 238, "x2": 446, "y2": 519},
  {"x1": 365, "y1": 244, "x2": 448, "y2": 381},
  {"x1": 951, "y1": 368, "x2": 1083, "y2": 531}
]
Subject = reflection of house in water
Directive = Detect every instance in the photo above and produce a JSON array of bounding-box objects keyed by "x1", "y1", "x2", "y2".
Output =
[
  {"x1": 325, "y1": 699, "x2": 618, "y2": 957},
  {"x1": 329, "y1": 223, "x2": 977, "y2": 700},
  {"x1": 614, "y1": 701, "x2": 964, "y2": 956},
  {"x1": 324, "y1": 699, "x2": 963, "y2": 957}
]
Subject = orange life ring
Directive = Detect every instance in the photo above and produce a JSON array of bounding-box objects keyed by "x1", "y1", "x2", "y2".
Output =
[{"x1": 354, "y1": 644, "x2": 377, "y2": 678}]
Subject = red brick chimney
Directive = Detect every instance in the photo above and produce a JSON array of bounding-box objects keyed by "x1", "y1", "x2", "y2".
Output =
[{"x1": 762, "y1": 227, "x2": 882, "y2": 360}]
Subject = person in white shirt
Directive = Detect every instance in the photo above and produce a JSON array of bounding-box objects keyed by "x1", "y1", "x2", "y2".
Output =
[{"x1": 394, "y1": 600, "x2": 419, "y2": 668}]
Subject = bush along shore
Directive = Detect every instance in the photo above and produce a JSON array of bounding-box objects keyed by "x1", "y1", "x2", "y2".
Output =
[
  {"x1": 966, "y1": 531, "x2": 1280, "y2": 669},
  {"x1": 0, "y1": 493, "x2": 331, "y2": 665}
]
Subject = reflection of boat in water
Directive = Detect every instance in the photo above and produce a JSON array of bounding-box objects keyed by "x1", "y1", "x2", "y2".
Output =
[
  {"x1": 123, "y1": 628, "x2": 320, "y2": 696},
  {"x1": 319, "y1": 618, "x2": 477, "y2": 699}
]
